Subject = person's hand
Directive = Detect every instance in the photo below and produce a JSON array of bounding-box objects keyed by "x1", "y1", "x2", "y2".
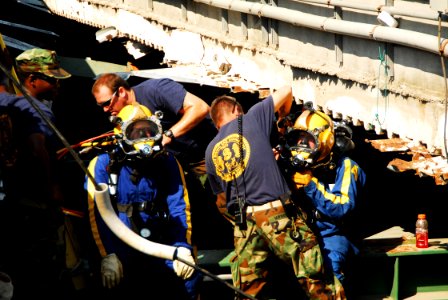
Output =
[
  {"x1": 272, "y1": 147, "x2": 280, "y2": 160},
  {"x1": 173, "y1": 247, "x2": 195, "y2": 280},
  {"x1": 161, "y1": 134, "x2": 172, "y2": 147},
  {"x1": 292, "y1": 170, "x2": 313, "y2": 189},
  {"x1": 101, "y1": 253, "x2": 123, "y2": 289}
]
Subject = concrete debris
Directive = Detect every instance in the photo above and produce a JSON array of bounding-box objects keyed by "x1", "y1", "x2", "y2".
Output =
[
  {"x1": 368, "y1": 138, "x2": 448, "y2": 185},
  {"x1": 164, "y1": 63, "x2": 269, "y2": 95},
  {"x1": 387, "y1": 154, "x2": 448, "y2": 185}
]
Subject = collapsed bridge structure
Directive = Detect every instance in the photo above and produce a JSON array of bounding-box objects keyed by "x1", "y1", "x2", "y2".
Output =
[{"x1": 43, "y1": 0, "x2": 448, "y2": 184}]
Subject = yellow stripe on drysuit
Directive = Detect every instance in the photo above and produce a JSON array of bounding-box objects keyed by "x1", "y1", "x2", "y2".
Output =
[
  {"x1": 87, "y1": 156, "x2": 108, "y2": 257},
  {"x1": 174, "y1": 157, "x2": 193, "y2": 245},
  {"x1": 313, "y1": 159, "x2": 356, "y2": 205}
]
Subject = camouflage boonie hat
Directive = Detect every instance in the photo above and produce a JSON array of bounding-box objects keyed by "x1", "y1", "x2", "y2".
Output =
[{"x1": 16, "y1": 48, "x2": 71, "y2": 79}]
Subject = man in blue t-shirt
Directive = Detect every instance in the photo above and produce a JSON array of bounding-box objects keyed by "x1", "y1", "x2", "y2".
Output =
[
  {"x1": 0, "y1": 49, "x2": 65, "y2": 205},
  {"x1": 91, "y1": 73, "x2": 228, "y2": 250},
  {"x1": 92, "y1": 73, "x2": 216, "y2": 167},
  {"x1": 0, "y1": 55, "x2": 66, "y2": 299},
  {"x1": 205, "y1": 86, "x2": 346, "y2": 299}
]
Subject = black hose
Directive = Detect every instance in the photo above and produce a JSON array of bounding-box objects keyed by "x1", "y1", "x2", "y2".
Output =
[{"x1": 175, "y1": 255, "x2": 257, "y2": 300}]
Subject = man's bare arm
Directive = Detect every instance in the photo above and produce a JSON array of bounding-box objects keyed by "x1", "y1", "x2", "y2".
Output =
[
  {"x1": 271, "y1": 86, "x2": 293, "y2": 118},
  {"x1": 162, "y1": 92, "x2": 210, "y2": 145}
]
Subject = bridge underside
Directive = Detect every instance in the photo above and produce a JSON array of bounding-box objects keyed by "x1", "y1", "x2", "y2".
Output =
[{"x1": 41, "y1": 0, "x2": 448, "y2": 184}]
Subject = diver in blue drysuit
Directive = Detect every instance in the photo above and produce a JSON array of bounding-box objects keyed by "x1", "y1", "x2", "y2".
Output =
[
  {"x1": 85, "y1": 104, "x2": 202, "y2": 300},
  {"x1": 282, "y1": 106, "x2": 366, "y2": 289}
]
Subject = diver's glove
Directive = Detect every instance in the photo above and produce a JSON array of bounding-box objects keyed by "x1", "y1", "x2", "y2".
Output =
[
  {"x1": 173, "y1": 247, "x2": 195, "y2": 280},
  {"x1": 292, "y1": 170, "x2": 313, "y2": 189},
  {"x1": 101, "y1": 253, "x2": 123, "y2": 289}
]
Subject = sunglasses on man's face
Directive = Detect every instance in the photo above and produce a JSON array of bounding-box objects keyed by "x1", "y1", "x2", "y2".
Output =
[{"x1": 97, "y1": 89, "x2": 118, "y2": 108}]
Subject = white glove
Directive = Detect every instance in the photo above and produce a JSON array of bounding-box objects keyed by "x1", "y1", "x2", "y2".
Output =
[
  {"x1": 101, "y1": 253, "x2": 123, "y2": 289},
  {"x1": 173, "y1": 247, "x2": 195, "y2": 280}
]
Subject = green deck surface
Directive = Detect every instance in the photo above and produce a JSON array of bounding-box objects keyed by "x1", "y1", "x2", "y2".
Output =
[{"x1": 361, "y1": 237, "x2": 448, "y2": 300}]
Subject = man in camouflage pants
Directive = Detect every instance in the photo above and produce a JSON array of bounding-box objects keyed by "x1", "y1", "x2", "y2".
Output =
[
  {"x1": 205, "y1": 86, "x2": 345, "y2": 299},
  {"x1": 231, "y1": 203, "x2": 345, "y2": 299}
]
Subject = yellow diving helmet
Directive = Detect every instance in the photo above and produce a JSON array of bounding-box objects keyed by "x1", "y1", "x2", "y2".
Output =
[
  {"x1": 286, "y1": 107, "x2": 334, "y2": 169},
  {"x1": 114, "y1": 104, "x2": 163, "y2": 158}
]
